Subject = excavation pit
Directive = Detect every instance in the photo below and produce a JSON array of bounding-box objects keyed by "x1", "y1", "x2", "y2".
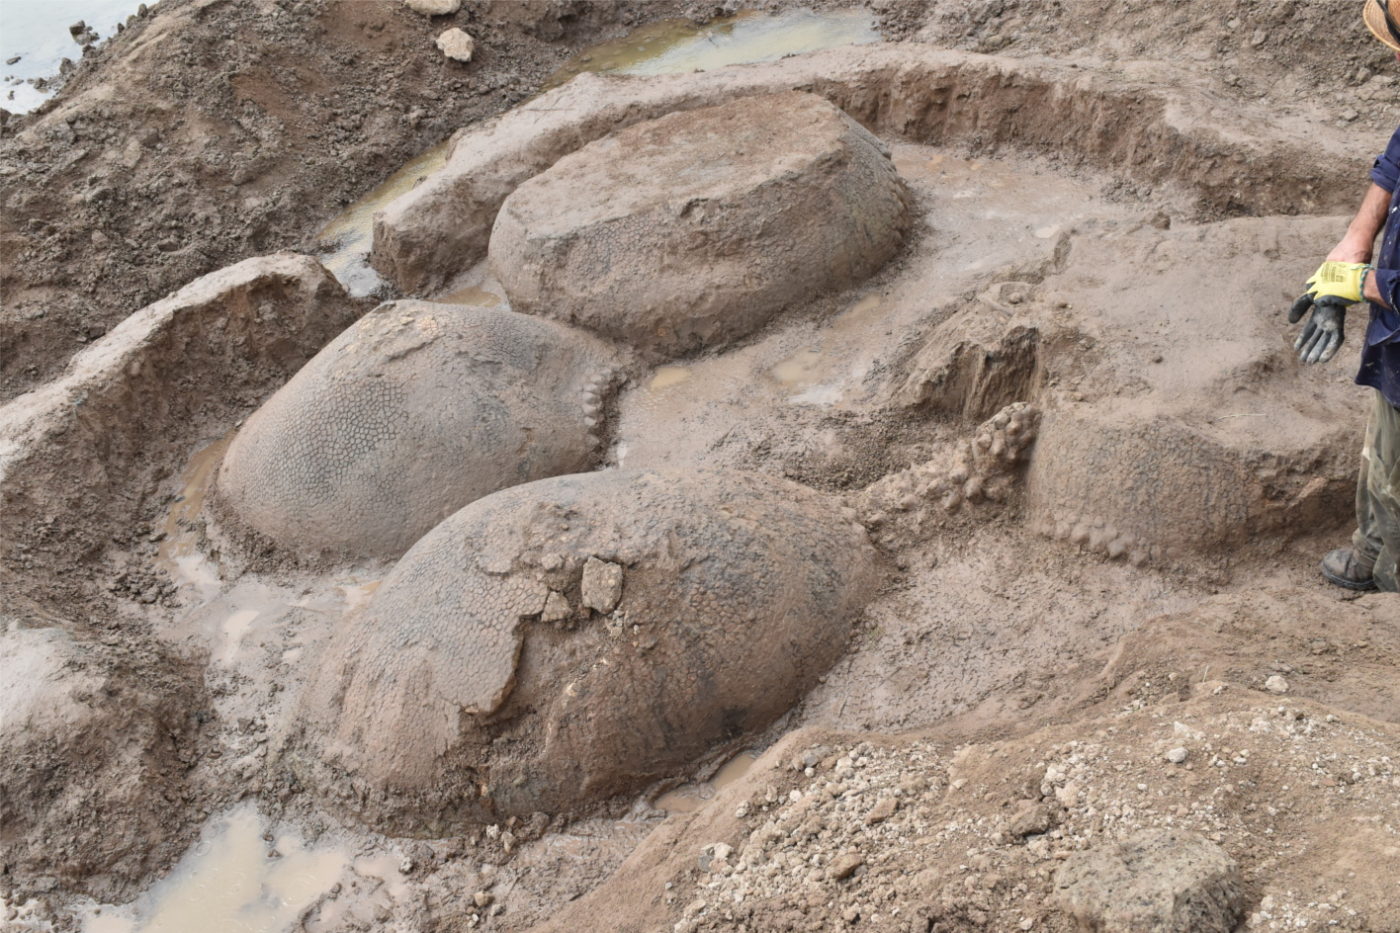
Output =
[{"x1": 3, "y1": 21, "x2": 1393, "y2": 930}]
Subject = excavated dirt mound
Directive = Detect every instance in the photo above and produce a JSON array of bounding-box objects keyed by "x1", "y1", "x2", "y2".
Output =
[
  {"x1": 488, "y1": 91, "x2": 910, "y2": 359},
  {"x1": 291, "y1": 468, "x2": 879, "y2": 834},
  {"x1": 0, "y1": 252, "x2": 355, "y2": 611},
  {"x1": 372, "y1": 43, "x2": 1366, "y2": 300},
  {"x1": 214, "y1": 300, "x2": 622, "y2": 561},
  {"x1": 0, "y1": 625, "x2": 205, "y2": 905},
  {"x1": 1027, "y1": 412, "x2": 1279, "y2": 567},
  {"x1": 536, "y1": 689, "x2": 1400, "y2": 933}
]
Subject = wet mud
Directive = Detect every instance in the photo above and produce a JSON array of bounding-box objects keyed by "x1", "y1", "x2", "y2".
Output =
[{"x1": 3, "y1": 4, "x2": 1399, "y2": 933}]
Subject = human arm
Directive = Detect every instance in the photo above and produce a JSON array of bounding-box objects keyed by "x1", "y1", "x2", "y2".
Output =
[
  {"x1": 1359, "y1": 127, "x2": 1400, "y2": 310},
  {"x1": 1325, "y1": 182, "x2": 1391, "y2": 264},
  {"x1": 1291, "y1": 152, "x2": 1398, "y2": 361}
]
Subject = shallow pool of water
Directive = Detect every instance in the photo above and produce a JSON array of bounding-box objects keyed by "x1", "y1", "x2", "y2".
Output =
[
  {"x1": 0, "y1": 0, "x2": 146, "y2": 112},
  {"x1": 543, "y1": 7, "x2": 879, "y2": 90},
  {"x1": 314, "y1": 140, "x2": 454, "y2": 297},
  {"x1": 656, "y1": 749, "x2": 760, "y2": 814},
  {"x1": 80, "y1": 804, "x2": 352, "y2": 933}
]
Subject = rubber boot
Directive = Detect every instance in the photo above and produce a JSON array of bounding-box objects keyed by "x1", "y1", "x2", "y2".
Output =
[{"x1": 1320, "y1": 547, "x2": 1378, "y2": 591}]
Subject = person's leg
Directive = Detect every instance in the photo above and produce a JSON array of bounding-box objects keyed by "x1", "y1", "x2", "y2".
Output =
[
  {"x1": 1352, "y1": 395, "x2": 1386, "y2": 561},
  {"x1": 1324, "y1": 393, "x2": 1385, "y2": 589},
  {"x1": 1365, "y1": 392, "x2": 1400, "y2": 592}
]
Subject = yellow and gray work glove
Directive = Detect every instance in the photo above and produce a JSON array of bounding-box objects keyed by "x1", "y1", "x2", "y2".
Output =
[{"x1": 1288, "y1": 261, "x2": 1372, "y2": 365}]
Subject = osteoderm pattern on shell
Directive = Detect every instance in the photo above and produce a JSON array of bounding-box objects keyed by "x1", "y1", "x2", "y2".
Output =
[
  {"x1": 1025, "y1": 411, "x2": 1261, "y2": 567},
  {"x1": 215, "y1": 300, "x2": 623, "y2": 560},
  {"x1": 293, "y1": 468, "x2": 879, "y2": 833}
]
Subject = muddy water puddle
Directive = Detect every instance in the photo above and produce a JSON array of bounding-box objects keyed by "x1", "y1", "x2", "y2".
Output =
[
  {"x1": 79, "y1": 803, "x2": 401, "y2": 933},
  {"x1": 543, "y1": 7, "x2": 878, "y2": 90},
  {"x1": 768, "y1": 292, "x2": 893, "y2": 404},
  {"x1": 314, "y1": 141, "x2": 451, "y2": 296},
  {"x1": 656, "y1": 750, "x2": 761, "y2": 814}
]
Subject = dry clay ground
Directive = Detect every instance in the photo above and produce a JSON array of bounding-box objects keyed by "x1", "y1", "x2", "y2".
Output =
[{"x1": 2, "y1": 2, "x2": 1400, "y2": 933}]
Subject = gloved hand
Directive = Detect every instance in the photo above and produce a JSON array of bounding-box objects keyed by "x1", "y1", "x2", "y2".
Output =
[
  {"x1": 1294, "y1": 260, "x2": 1371, "y2": 306},
  {"x1": 1292, "y1": 297, "x2": 1347, "y2": 364},
  {"x1": 1287, "y1": 261, "x2": 1370, "y2": 365}
]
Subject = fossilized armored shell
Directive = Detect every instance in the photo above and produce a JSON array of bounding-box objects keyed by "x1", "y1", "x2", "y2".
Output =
[
  {"x1": 488, "y1": 90, "x2": 911, "y2": 359},
  {"x1": 293, "y1": 468, "x2": 879, "y2": 833},
  {"x1": 215, "y1": 300, "x2": 621, "y2": 560},
  {"x1": 1026, "y1": 411, "x2": 1266, "y2": 566}
]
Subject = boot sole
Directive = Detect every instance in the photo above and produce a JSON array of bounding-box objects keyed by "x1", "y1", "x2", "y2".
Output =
[{"x1": 1320, "y1": 563, "x2": 1378, "y2": 591}]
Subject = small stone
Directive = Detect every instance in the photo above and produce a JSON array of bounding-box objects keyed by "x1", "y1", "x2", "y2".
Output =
[
  {"x1": 1166, "y1": 747, "x2": 1189, "y2": 764},
  {"x1": 1008, "y1": 801, "x2": 1058, "y2": 839},
  {"x1": 827, "y1": 851, "x2": 865, "y2": 881},
  {"x1": 68, "y1": 20, "x2": 86, "y2": 38},
  {"x1": 405, "y1": 0, "x2": 461, "y2": 14},
  {"x1": 436, "y1": 27, "x2": 475, "y2": 62},
  {"x1": 1264, "y1": 674, "x2": 1288, "y2": 694},
  {"x1": 1249, "y1": 28, "x2": 1268, "y2": 47},
  {"x1": 864, "y1": 797, "x2": 897, "y2": 825},
  {"x1": 581, "y1": 557, "x2": 624, "y2": 613},
  {"x1": 473, "y1": 890, "x2": 493, "y2": 908},
  {"x1": 541, "y1": 590, "x2": 571, "y2": 623},
  {"x1": 703, "y1": 842, "x2": 733, "y2": 862}
]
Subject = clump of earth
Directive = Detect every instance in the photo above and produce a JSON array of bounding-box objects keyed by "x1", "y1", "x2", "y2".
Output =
[{"x1": 2, "y1": 2, "x2": 1397, "y2": 932}]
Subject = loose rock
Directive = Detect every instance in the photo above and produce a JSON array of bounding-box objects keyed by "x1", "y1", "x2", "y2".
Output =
[
  {"x1": 404, "y1": 0, "x2": 461, "y2": 15},
  {"x1": 1053, "y1": 829, "x2": 1245, "y2": 933},
  {"x1": 827, "y1": 852, "x2": 865, "y2": 881},
  {"x1": 581, "y1": 557, "x2": 624, "y2": 614},
  {"x1": 436, "y1": 27, "x2": 475, "y2": 62},
  {"x1": 864, "y1": 797, "x2": 897, "y2": 825}
]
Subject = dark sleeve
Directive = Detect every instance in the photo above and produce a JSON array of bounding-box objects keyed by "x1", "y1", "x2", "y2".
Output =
[
  {"x1": 1373, "y1": 126, "x2": 1400, "y2": 192},
  {"x1": 1376, "y1": 268, "x2": 1400, "y2": 314}
]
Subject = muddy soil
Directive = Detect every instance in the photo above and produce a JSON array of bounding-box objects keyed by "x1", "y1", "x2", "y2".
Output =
[
  {"x1": 0, "y1": 0, "x2": 742, "y2": 402},
  {"x1": 3, "y1": 3, "x2": 1399, "y2": 933}
]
